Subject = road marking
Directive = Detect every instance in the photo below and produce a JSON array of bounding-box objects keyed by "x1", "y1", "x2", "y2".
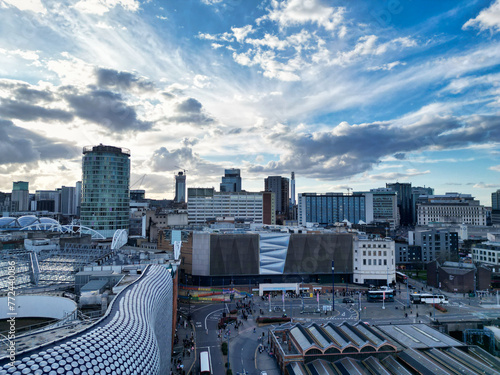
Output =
[
  {"x1": 205, "y1": 308, "x2": 224, "y2": 331},
  {"x1": 208, "y1": 346, "x2": 213, "y2": 373}
]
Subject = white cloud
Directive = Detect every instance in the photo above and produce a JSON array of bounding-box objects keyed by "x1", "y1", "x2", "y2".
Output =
[
  {"x1": 231, "y1": 25, "x2": 254, "y2": 43},
  {"x1": 463, "y1": 0, "x2": 500, "y2": 33},
  {"x1": 193, "y1": 74, "x2": 211, "y2": 89},
  {"x1": 0, "y1": 48, "x2": 39, "y2": 61},
  {"x1": 46, "y1": 54, "x2": 96, "y2": 87},
  {"x1": 2, "y1": 0, "x2": 46, "y2": 14},
  {"x1": 201, "y1": 0, "x2": 223, "y2": 5},
  {"x1": 473, "y1": 182, "x2": 499, "y2": 188},
  {"x1": 246, "y1": 33, "x2": 289, "y2": 50},
  {"x1": 73, "y1": 0, "x2": 140, "y2": 15},
  {"x1": 330, "y1": 35, "x2": 416, "y2": 66},
  {"x1": 258, "y1": 0, "x2": 346, "y2": 34},
  {"x1": 367, "y1": 61, "x2": 406, "y2": 71},
  {"x1": 490, "y1": 165, "x2": 500, "y2": 172}
]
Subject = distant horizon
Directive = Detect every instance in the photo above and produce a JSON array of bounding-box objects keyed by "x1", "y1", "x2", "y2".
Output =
[
  {"x1": 0, "y1": 1, "x2": 499, "y2": 207},
  {"x1": 2, "y1": 170, "x2": 496, "y2": 208}
]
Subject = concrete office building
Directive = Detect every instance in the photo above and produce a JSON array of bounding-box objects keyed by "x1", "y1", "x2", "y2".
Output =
[
  {"x1": 471, "y1": 233, "x2": 500, "y2": 266},
  {"x1": 80, "y1": 144, "x2": 131, "y2": 238},
  {"x1": 220, "y1": 168, "x2": 242, "y2": 192},
  {"x1": 297, "y1": 193, "x2": 365, "y2": 226},
  {"x1": 60, "y1": 186, "x2": 76, "y2": 216},
  {"x1": 409, "y1": 227, "x2": 458, "y2": 263},
  {"x1": 187, "y1": 188, "x2": 272, "y2": 224},
  {"x1": 395, "y1": 241, "x2": 422, "y2": 266},
  {"x1": 416, "y1": 193, "x2": 487, "y2": 226},
  {"x1": 360, "y1": 188, "x2": 399, "y2": 230},
  {"x1": 412, "y1": 186, "x2": 434, "y2": 224},
  {"x1": 265, "y1": 175, "x2": 290, "y2": 219},
  {"x1": 35, "y1": 189, "x2": 60, "y2": 213},
  {"x1": 174, "y1": 171, "x2": 186, "y2": 203},
  {"x1": 11, "y1": 181, "x2": 29, "y2": 212},
  {"x1": 353, "y1": 236, "x2": 396, "y2": 286}
]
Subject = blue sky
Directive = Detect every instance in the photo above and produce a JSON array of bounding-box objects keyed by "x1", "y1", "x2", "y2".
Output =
[{"x1": 0, "y1": 0, "x2": 499, "y2": 205}]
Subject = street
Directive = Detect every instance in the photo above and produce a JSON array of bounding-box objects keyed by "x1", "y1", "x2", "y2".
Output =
[{"x1": 180, "y1": 281, "x2": 500, "y2": 375}]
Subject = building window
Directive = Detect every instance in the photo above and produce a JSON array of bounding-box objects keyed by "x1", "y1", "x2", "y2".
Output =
[
  {"x1": 363, "y1": 259, "x2": 366, "y2": 265},
  {"x1": 384, "y1": 259, "x2": 387, "y2": 266}
]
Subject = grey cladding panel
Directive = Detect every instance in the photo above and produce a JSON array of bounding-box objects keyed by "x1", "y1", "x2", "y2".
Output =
[
  {"x1": 210, "y1": 234, "x2": 259, "y2": 275},
  {"x1": 283, "y1": 233, "x2": 353, "y2": 274}
]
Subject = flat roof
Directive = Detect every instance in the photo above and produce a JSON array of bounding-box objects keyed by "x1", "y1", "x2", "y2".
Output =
[{"x1": 81, "y1": 279, "x2": 108, "y2": 291}]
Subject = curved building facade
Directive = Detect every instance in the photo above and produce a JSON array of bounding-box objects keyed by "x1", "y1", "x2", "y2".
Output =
[
  {"x1": 0, "y1": 264, "x2": 173, "y2": 374},
  {"x1": 80, "y1": 145, "x2": 130, "y2": 238}
]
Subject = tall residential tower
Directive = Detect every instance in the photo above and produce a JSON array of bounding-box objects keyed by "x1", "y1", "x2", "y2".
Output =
[{"x1": 80, "y1": 144, "x2": 130, "y2": 237}]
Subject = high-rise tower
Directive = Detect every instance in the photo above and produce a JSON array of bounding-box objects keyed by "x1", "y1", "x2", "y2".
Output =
[
  {"x1": 175, "y1": 172, "x2": 186, "y2": 203},
  {"x1": 11, "y1": 181, "x2": 29, "y2": 212},
  {"x1": 220, "y1": 168, "x2": 242, "y2": 192},
  {"x1": 291, "y1": 172, "x2": 295, "y2": 206},
  {"x1": 264, "y1": 176, "x2": 290, "y2": 218},
  {"x1": 80, "y1": 144, "x2": 130, "y2": 238}
]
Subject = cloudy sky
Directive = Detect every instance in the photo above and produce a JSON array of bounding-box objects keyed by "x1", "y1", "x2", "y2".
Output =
[{"x1": 0, "y1": 0, "x2": 499, "y2": 205}]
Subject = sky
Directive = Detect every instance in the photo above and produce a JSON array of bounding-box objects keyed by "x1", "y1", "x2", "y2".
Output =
[{"x1": 0, "y1": 0, "x2": 499, "y2": 205}]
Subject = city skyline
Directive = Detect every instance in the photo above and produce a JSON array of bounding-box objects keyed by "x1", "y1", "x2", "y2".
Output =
[{"x1": 1, "y1": 0, "x2": 499, "y2": 204}]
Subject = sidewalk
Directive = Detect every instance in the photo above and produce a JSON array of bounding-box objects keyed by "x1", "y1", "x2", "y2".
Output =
[{"x1": 172, "y1": 313, "x2": 196, "y2": 375}]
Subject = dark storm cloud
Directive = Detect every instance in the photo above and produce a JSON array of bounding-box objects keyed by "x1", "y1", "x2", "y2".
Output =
[
  {"x1": 169, "y1": 98, "x2": 213, "y2": 125},
  {"x1": 149, "y1": 146, "x2": 220, "y2": 175},
  {"x1": 0, "y1": 98, "x2": 73, "y2": 122},
  {"x1": 15, "y1": 86, "x2": 54, "y2": 102},
  {"x1": 0, "y1": 119, "x2": 78, "y2": 164},
  {"x1": 63, "y1": 89, "x2": 153, "y2": 132},
  {"x1": 177, "y1": 98, "x2": 202, "y2": 113},
  {"x1": 95, "y1": 68, "x2": 155, "y2": 92},
  {"x1": 0, "y1": 81, "x2": 55, "y2": 103},
  {"x1": 248, "y1": 114, "x2": 500, "y2": 179}
]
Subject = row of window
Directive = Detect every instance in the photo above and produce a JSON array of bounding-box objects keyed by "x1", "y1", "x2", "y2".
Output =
[
  {"x1": 362, "y1": 259, "x2": 388, "y2": 266},
  {"x1": 362, "y1": 250, "x2": 388, "y2": 257}
]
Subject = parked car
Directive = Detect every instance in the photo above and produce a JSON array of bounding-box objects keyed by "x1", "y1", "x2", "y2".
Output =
[
  {"x1": 342, "y1": 297, "x2": 354, "y2": 303},
  {"x1": 408, "y1": 285, "x2": 415, "y2": 289}
]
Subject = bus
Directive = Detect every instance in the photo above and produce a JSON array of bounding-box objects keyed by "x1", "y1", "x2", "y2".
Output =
[
  {"x1": 396, "y1": 271, "x2": 408, "y2": 284},
  {"x1": 367, "y1": 289, "x2": 395, "y2": 302},
  {"x1": 200, "y1": 350, "x2": 211, "y2": 375},
  {"x1": 410, "y1": 293, "x2": 448, "y2": 305}
]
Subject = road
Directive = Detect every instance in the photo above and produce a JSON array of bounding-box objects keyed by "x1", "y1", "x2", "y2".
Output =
[{"x1": 184, "y1": 284, "x2": 500, "y2": 374}]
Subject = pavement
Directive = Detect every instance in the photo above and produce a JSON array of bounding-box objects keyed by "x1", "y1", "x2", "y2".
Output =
[
  {"x1": 172, "y1": 312, "x2": 197, "y2": 375},
  {"x1": 181, "y1": 280, "x2": 500, "y2": 375}
]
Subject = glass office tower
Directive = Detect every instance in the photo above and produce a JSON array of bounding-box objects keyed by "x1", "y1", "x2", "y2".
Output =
[{"x1": 80, "y1": 144, "x2": 130, "y2": 238}]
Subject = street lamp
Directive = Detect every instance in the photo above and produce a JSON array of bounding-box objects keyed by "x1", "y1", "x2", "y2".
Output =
[
  {"x1": 187, "y1": 292, "x2": 192, "y2": 321},
  {"x1": 301, "y1": 277, "x2": 304, "y2": 313}
]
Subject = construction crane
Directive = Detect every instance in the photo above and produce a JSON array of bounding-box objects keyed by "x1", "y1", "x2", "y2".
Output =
[
  {"x1": 131, "y1": 174, "x2": 147, "y2": 188},
  {"x1": 175, "y1": 166, "x2": 188, "y2": 174}
]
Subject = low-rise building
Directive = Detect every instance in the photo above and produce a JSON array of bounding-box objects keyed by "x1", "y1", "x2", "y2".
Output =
[{"x1": 353, "y1": 236, "x2": 395, "y2": 286}]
